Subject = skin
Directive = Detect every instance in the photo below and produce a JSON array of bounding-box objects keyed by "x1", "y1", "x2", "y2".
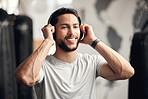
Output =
[
  {"x1": 15, "y1": 14, "x2": 134, "y2": 86},
  {"x1": 53, "y1": 14, "x2": 81, "y2": 63}
]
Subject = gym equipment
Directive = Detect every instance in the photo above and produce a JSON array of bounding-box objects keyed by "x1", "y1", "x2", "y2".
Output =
[{"x1": 128, "y1": 32, "x2": 148, "y2": 99}]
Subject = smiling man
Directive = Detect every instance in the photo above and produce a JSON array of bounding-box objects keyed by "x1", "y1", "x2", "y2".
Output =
[
  {"x1": 55, "y1": 14, "x2": 80, "y2": 52},
  {"x1": 15, "y1": 7, "x2": 134, "y2": 99}
]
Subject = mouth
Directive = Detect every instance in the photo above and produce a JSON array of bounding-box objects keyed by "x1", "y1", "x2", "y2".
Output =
[{"x1": 65, "y1": 35, "x2": 78, "y2": 44}]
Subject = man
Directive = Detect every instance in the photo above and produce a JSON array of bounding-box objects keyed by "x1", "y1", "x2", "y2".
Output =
[{"x1": 15, "y1": 7, "x2": 134, "y2": 99}]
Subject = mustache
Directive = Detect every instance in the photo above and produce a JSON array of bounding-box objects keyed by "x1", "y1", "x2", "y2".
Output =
[{"x1": 65, "y1": 34, "x2": 78, "y2": 40}]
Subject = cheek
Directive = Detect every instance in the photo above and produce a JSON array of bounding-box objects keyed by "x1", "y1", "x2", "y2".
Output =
[
  {"x1": 56, "y1": 30, "x2": 67, "y2": 39},
  {"x1": 77, "y1": 30, "x2": 81, "y2": 38}
]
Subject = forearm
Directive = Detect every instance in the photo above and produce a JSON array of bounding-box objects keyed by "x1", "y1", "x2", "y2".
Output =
[
  {"x1": 93, "y1": 41, "x2": 134, "y2": 78},
  {"x1": 80, "y1": 24, "x2": 134, "y2": 79},
  {"x1": 15, "y1": 39, "x2": 54, "y2": 85}
]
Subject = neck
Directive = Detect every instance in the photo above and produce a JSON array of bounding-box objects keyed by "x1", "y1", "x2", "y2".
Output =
[{"x1": 53, "y1": 46, "x2": 77, "y2": 63}]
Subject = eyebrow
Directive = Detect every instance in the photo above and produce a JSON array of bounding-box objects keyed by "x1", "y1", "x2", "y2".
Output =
[{"x1": 60, "y1": 23, "x2": 79, "y2": 26}]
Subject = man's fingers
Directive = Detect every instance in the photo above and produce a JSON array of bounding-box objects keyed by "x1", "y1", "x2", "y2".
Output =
[
  {"x1": 41, "y1": 24, "x2": 55, "y2": 39},
  {"x1": 80, "y1": 24, "x2": 85, "y2": 33},
  {"x1": 50, "y1": 26, "x2": 55, "y2": 34},
  {"x1": 41, "y1": 24, "x2": 55, "y2": 33},
  {"x1": 80, "y1": 24, "x2": 90, "y2": 35}
]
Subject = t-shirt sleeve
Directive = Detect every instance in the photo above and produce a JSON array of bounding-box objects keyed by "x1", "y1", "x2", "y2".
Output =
[
  {"x1": 83, "y1": 53, "x2": 106, "y2": 77},
  {"x1": 37, "y1": 65, "x2": 45, "y2": 84},
  {"x1": 94, "y1": 54, "x2": 106, "y2": 76}
]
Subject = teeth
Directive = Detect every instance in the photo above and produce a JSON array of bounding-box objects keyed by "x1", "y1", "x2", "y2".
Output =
[{"x1": 67, "y1": 39, "x2": 75, "y2": 41}]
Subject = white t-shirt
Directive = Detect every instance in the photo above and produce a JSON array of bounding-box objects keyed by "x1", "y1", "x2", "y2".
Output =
[{"x1": 34, "y1": 53, "x2": 106, "y2": 99}]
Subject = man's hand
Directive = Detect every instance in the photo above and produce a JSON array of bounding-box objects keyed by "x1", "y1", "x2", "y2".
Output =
[
  {"x1": 80, "y1": 24, "x2": 97, "y2": 45},
  {"x1": 41, "y1": 24, "x2": 55, "y2": 42}
]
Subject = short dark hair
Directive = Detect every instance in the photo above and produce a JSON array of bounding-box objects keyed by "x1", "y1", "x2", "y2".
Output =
[{"x1": 47, "y1": 7, "x2": 82, "y2": 40}]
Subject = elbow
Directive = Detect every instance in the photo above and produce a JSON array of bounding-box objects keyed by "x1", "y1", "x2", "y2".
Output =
[
  {"x1": 15, "y1": 72, "x2": 35, "y2": 86},
  {"x1": 121, "y1": 65, "x2": 135, "y2": 80},
  {"x1": 126, "y1": 67, "x2": 135, "y2": 79}
]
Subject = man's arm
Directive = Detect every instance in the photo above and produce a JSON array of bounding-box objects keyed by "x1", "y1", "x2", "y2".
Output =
[
  {"x1": 80, "y1": 24, "x2": 134, "y2": 80},
  {"x1": 15, "y1": 24, "x2": 55, "y2": 86},
  {"x1": 94, "y1": 41, "x2": 134, "y2": 80}
]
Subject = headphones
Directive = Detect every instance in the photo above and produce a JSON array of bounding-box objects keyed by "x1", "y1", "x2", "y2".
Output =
[
  {"x1": 47, "y1": 15, "x2": 83, "y2": 41},
  {"x1": 47, "y1": 24, "x2": 84, "y2": 41},
  {"x1": 80, "y1": 30, "x2": 84, "y2": 40}
]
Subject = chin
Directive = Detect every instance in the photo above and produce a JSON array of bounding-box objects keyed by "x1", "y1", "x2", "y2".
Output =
[{"x1": 57, "y1": 39, "x2": 79, "y2": 52}]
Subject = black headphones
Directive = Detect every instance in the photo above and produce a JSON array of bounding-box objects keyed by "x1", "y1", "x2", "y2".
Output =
[
  {"x1": 47, "y1": 24, "x2": 84, "y2": 41},
  {"x1": 47, "y1": 15, "x2": 83, "y2": 41}
]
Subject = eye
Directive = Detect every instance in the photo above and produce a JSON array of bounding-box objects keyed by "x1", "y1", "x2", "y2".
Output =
[
  {"x1": 61, "y1": 26, "x2": 68, "y2": 29},
  {"x1": 74, "y1": 25, "x2": 79, "y2": 28}
]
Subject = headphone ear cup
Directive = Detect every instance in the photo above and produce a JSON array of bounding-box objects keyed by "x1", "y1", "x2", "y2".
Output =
[{"x1": 80, "y1": 30, "x2": 84, "y2": 40}]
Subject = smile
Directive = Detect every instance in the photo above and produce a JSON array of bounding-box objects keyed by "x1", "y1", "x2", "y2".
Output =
[
  {"x1": 65, "y1": 35, "x2": 78, "y2": 43},
  {"x1": 66, "y1": 38, "x2": 77, "y2": 44},
  {"x1": 67, "y1": 38, "x2": 75, "y2": 41}
]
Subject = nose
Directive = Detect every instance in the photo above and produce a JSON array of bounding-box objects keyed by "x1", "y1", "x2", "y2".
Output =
[{"x1": 68, "y1": 27, "x2": 75, "y2": 35}]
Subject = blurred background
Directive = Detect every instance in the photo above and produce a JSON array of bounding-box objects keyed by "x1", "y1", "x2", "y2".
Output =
[{"x1": 0, "y1": 0, "x2": 148, "y2": 99}]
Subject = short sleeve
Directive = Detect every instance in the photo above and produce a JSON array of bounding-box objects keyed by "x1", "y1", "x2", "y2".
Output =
[
  {"x1": 38, "y1": 66, "x2": 45, "y2": 83},
  {"x1": 81, "y1": 53, "x2": 106, "y2": 77},
  {"x1": 95, "y1": 55, "x2": 106, "y2": 76}
]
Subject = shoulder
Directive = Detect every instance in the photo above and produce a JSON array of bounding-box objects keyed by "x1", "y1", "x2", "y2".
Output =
[
  {"x1": 44, "y1": 55, "x2": 55, "y2": 62},
  {"x1": 77, "y1": 52, "x2": 106, "y2": 65},
  {"x1": 42, "y1": 55, "x2": 55, "y2": 67}
]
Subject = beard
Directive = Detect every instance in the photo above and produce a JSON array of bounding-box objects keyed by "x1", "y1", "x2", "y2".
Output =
[{"x1": 56, "y1": 36, "x2": 80, "y2": 52}]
